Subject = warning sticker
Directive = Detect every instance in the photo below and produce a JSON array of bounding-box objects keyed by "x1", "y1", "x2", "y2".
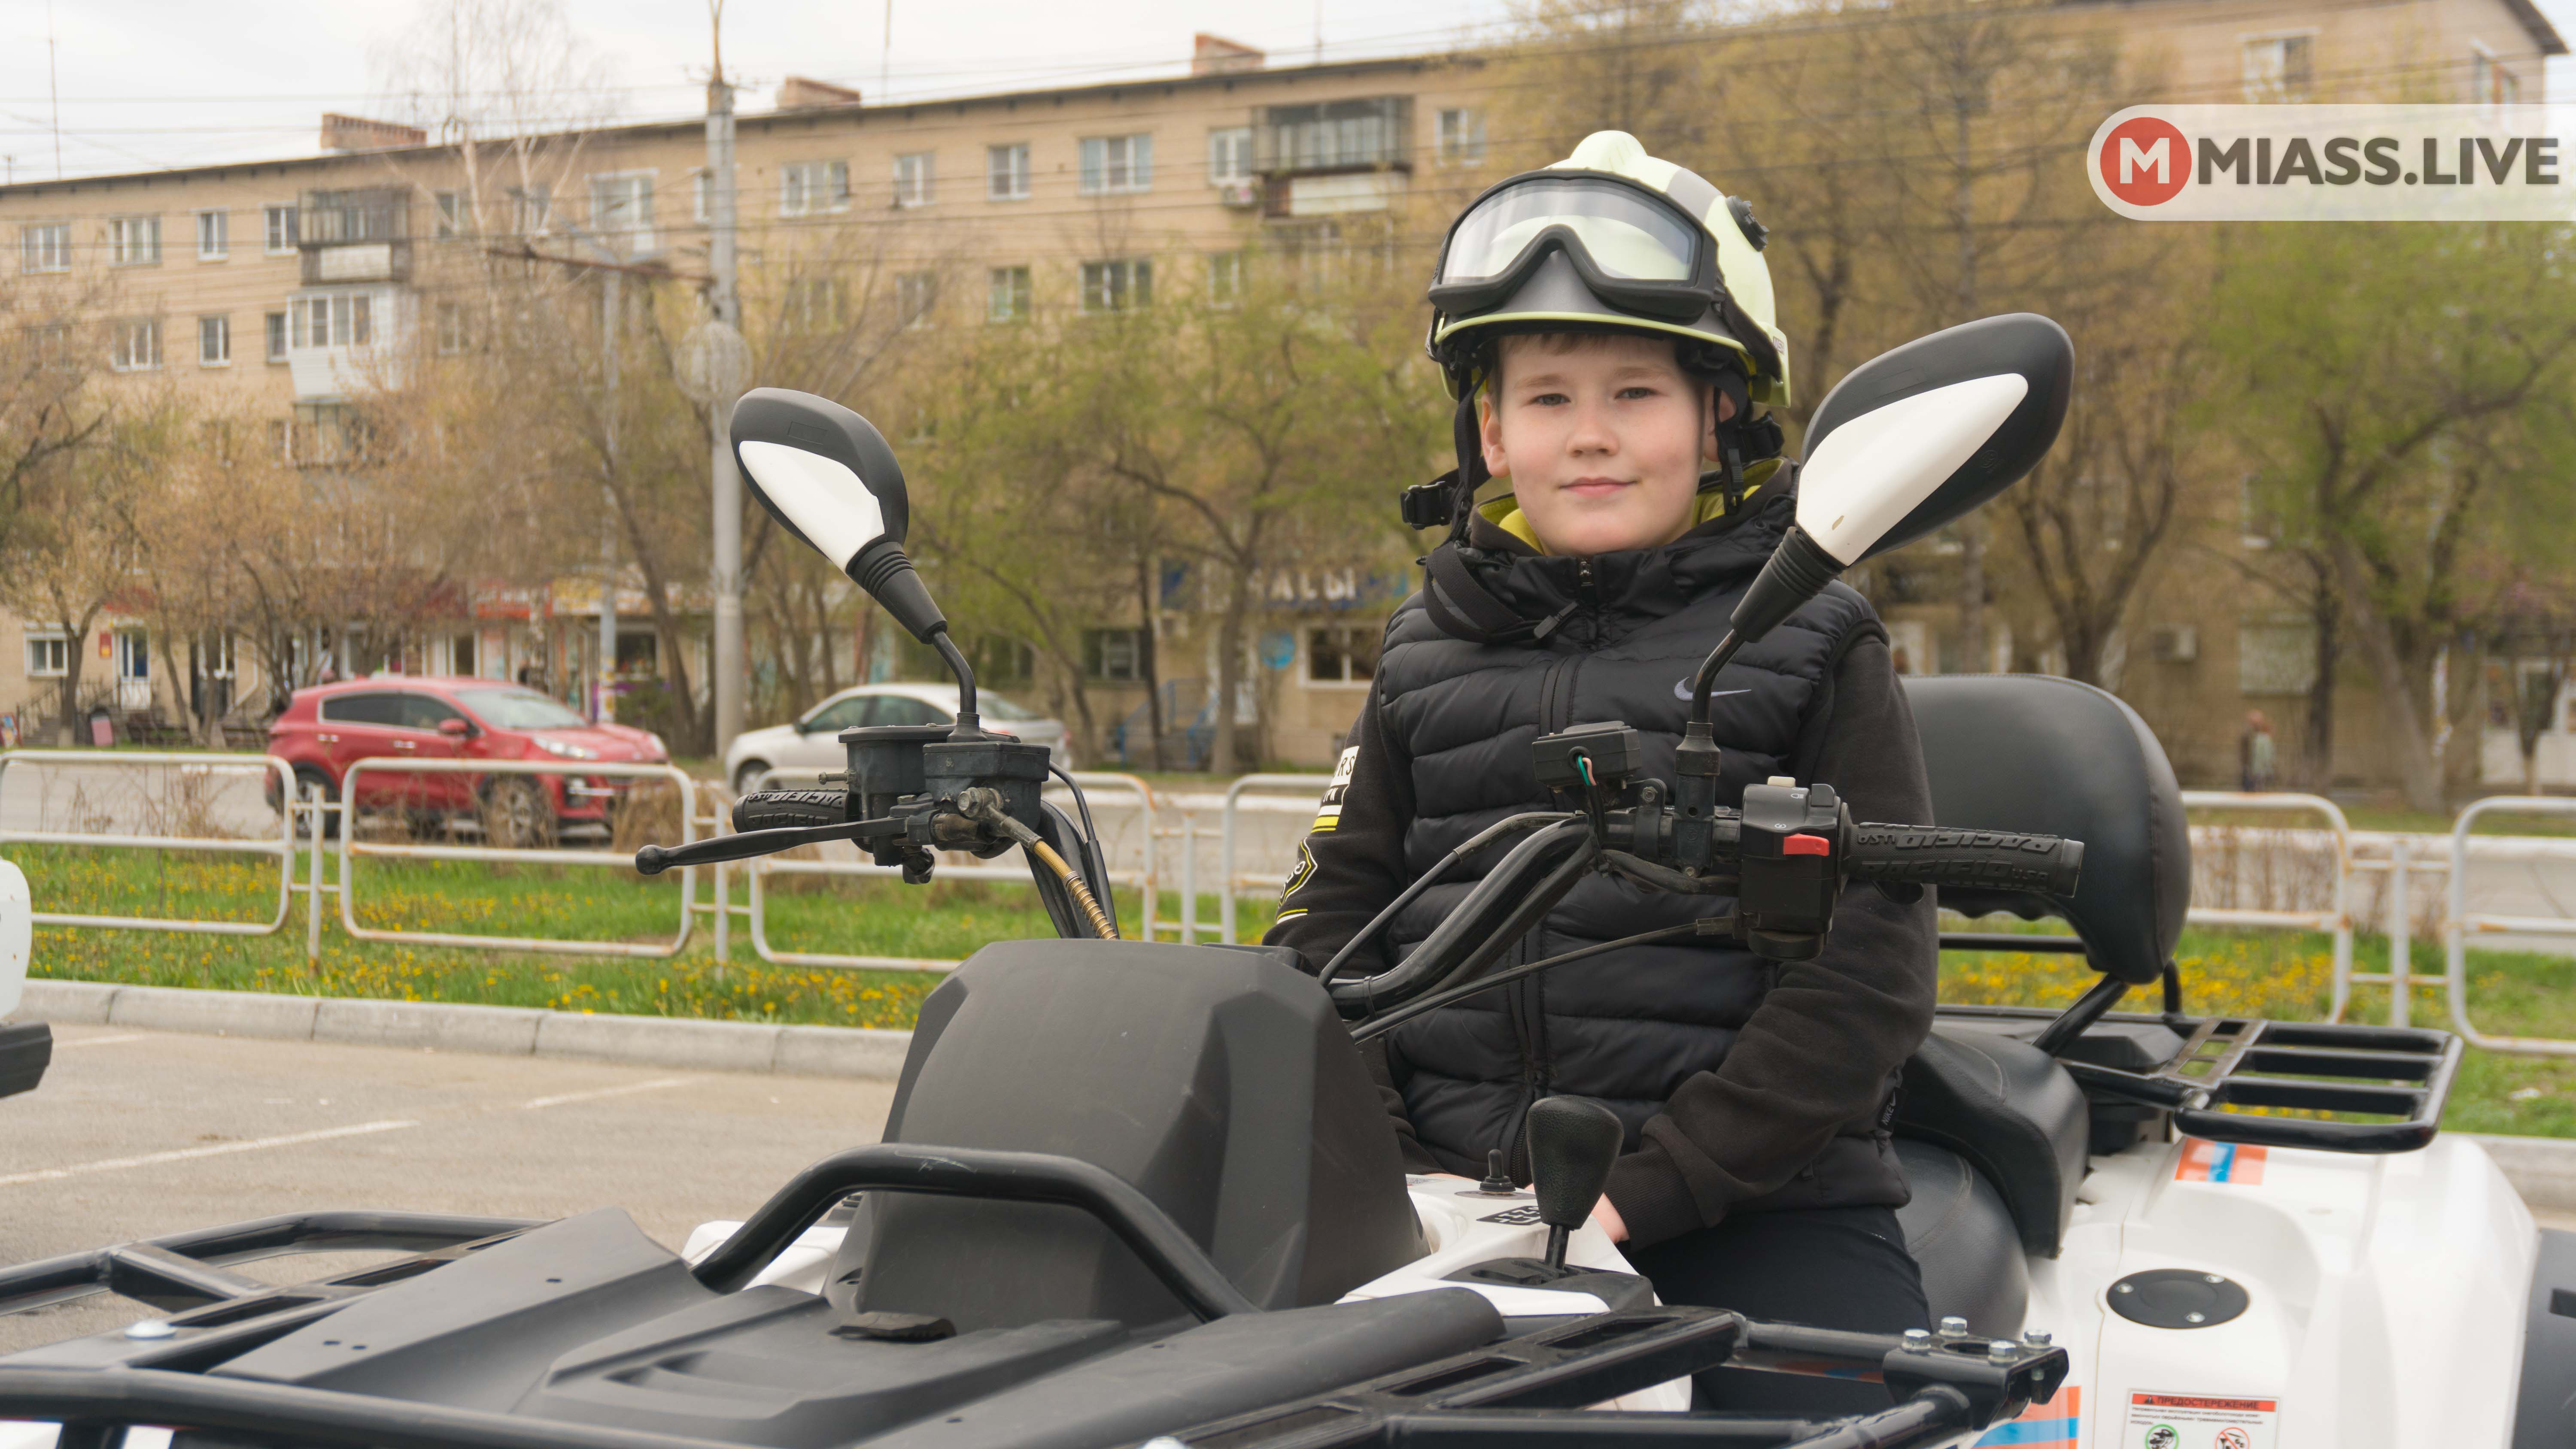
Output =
[
  {"x1": 1972, "y1": 1384, "x2": 2078, "y2": 1447},
  {"x1": 2174, "y1": 1139, "x2": 2268, "y2": 1185},
  {"x1": 2123, "y1": 1390, "x2": 2279, "y2": 1449}
]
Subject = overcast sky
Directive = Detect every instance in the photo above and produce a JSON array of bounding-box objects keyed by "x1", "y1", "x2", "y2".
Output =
[{"x1": 7, "y1": 0, "x2": 2576, "y2": 185}]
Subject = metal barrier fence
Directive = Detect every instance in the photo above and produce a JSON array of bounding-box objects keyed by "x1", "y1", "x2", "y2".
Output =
[
  {"x1": 2176, "y1": 791, "x2": 2360, "y2": 1019},
  {"x1": 337, "y1": 757, "x2": 700, "y2": 958},
  {"x1": 15, "y1": 750, "x2": 2576, "y2": 1035},
  {"x1": 0, "y1": 750, "x2": 299, "y2": 938},
  {"x1": 1215, "y1": 775, "x2": 1327, "y2": 946},
  {"x1": 2446, "y1": 797, "x2": 2576, "y2": 1057},
  {"x1": 740, "y1": 770, "x2": 1158, "y2": 972}
]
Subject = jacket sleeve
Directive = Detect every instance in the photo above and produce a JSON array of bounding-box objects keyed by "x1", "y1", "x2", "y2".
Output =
[
  {"x1": 1263, "y1": 686, "x2": 1442, "y2": 1175},
  {"x1": 1602, "y1": 632, "x2": 1939, "y2": 1248}
]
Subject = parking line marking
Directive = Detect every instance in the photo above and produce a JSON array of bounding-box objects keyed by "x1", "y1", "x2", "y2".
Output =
[
  {"x1": 0, "y1": 1120, "x2": 419, "y2": 1187},
  {"x1": 57, "y1": 1034, "x2": 152, "y2": 1048},
  {"x1": 522, "y1": 1077, "x2": 694, "y2": 1111}
]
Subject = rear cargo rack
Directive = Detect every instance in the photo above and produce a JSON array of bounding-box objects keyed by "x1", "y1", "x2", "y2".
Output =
[{"x1": 1936, "y1": 1005, "x2": 2462, "y2": 1153}]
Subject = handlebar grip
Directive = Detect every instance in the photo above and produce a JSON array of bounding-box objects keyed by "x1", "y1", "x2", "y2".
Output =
[
  {"x1": 732, "y1": 790, "x2": 848, "y2": 834},
  {"x1": 1847, "y1": 824, "x2": 2084, "y2": 897}
]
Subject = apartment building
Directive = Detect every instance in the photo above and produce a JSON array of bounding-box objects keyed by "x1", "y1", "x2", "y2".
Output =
[
  {"x1": 0, "y1": 38, "x2": 1501, "y2": 753},
  {"x1": 1, "y1": 0, "x2": 2561, "y2": 773}
]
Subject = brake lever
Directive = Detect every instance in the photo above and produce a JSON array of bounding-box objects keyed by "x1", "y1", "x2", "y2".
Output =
[{"x1": 635, "y1": 816, "x2": 907, "y2": 876}]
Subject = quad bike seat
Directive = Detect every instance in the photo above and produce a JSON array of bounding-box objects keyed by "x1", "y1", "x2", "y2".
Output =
[{"x1": 1888, "y1": 676, "x2": 2193, "y2": 1335}]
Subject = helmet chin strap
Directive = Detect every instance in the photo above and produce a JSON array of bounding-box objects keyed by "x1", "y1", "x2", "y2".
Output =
[
  {"x1": 1697, "y1": 370, "x2": 1753, "y2": 501},
  {"x1": 1447, "y1": 388, "x2": 1488, "y2": 543}
]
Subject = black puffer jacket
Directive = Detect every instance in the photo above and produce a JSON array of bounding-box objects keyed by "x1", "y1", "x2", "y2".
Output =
[{"x1": 1267, "y1": 488, "x2": 1938, "y2": 1248}]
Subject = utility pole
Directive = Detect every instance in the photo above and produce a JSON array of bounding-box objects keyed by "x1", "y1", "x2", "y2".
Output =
[
  {"x1": 706, "y1": 4, "x2": 747, "y2": 759},
  {"x1": 597, "y1": 267, "x2": 621, "y2": 724}
]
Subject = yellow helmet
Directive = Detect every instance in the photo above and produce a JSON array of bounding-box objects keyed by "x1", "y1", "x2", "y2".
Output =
[{"x1": 1425, "y1": 130, "x2": 1789, "y2": 408}]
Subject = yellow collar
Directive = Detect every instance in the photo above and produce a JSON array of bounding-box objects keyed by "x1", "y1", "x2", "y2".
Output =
[{"x1": 1481, "y1": 467, "x2": 1770, "y2": 555}]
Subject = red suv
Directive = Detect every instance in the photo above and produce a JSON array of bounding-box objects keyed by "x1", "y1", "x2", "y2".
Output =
[{"x1": 266, "y1": 677, "x2": 668, "y2": 844}]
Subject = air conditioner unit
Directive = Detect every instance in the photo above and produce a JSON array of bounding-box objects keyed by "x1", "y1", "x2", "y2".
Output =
[
  {"x1": 2150, "y1": 625, "x2": 2199, "y2": 663},
  {"x1": 1218, "y1": 182, "x2": 1261, "y2": 209}
]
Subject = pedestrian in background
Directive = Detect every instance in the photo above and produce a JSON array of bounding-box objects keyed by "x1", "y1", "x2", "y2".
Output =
[{"x1": 2240, "y1": 709, "x2": 2277, "y2": 792}]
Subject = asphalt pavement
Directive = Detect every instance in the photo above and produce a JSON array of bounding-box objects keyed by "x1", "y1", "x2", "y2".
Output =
[{"x1": 0, "y1": 1023, "x2": 896, "y2": 1352}]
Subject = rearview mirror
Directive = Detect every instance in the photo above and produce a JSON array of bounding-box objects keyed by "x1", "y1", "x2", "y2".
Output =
[
  {"x1": 1684, "y1": 314, "x2": 2072, "y2": 728},
  {"x1": 1796, "y1": 312, "x2": 2073, "y2": 566},
  {"x1": 437, "y1": 718, "x2": 471, "y2": 738},
  {"x1": 729, "y1": 387, "x2": 982, "y2": 732},
  {"x1": 730, "y1": 388, "x2": 945, "y2": 645}
]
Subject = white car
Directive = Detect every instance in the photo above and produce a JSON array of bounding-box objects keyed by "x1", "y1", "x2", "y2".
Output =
[{"x1": 723, "y1": 682, "x2": 1072, "y2": 795}]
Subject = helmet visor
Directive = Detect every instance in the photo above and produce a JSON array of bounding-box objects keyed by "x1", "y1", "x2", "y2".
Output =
[{"x1": 1438, "y1": 177, "x2": 1702, "y2": 287}]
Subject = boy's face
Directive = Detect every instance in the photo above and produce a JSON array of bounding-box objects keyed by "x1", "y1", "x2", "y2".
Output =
[{"x1": 1480, "y1": 333, "x2": 1732, "y2": 557}]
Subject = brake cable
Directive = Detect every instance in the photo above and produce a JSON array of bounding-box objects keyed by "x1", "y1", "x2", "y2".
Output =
[
  {"x1": 1348, "y1": 914, "x2": 1732, "y2": 1044},
  {"x1": 1315, "y1": 810, "x2": 1577, "y2": 991}
]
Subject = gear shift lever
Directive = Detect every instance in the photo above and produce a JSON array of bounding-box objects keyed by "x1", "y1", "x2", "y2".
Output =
[{"x1": 1526, "y1": 1095, "x2": 1625, "y2": 1271}]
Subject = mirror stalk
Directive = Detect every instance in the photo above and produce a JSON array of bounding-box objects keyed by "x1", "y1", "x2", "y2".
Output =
[{"x1": 929, "y1": 628, "x2": 982, "y2": 739}]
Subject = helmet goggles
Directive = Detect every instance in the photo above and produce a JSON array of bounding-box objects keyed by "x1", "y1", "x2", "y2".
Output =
[{"x1": 1431, "y1": 172, "x2": 1722, "y2": 333}]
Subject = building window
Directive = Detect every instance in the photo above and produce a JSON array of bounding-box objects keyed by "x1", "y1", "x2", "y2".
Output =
[
  {"x1": 267, "y1": 419, "x2": 292, "y2": 461},
  {"x1": 108, "y1": 217, "x2": 161, "y2": 266},
  {"x1": 1307, "y1": 624, "x2": 1380, "y2": 684},
  {"x1": 433, "y1": 191, "x2": 463, "y2": 238},
  {"x1": 987, "y1": 143, "x2": 1030, "y2": 200},
  {"x1": 197, "y1": 315, "x2": 230, "y2": 367},
  {"x1": 1085, "y1": 628, "x2": 1146, "y2": 682},
  {"x1": 264, "y1": 204, "x2": 298, "y2": 253},
  {"x1": 1208, "y1": 251, "x2": 1244, "y2": 306},
  {"x1": 111, "y1": 318, "x2": 161, "y2": 371},
  {"x1": 23, "y1": 324, "x2": 68, "y2": 372},
  {"x1": 435, "y1": 301, "x2": 469, "y2": 354},
  {"x1": 589, "y1": 173, "x2": 653, "y2": 251},
  {"x1": 987, "y1": 266, "x2": 1032, "y2": 324},
  {"x1": 508, "y1": 185, "x2": 550, "y2": 236},
  {"x1": 2472, "y1": 46, "x2": 2521, "y2": 110},
  {"x1": 2237, "y1": 618, "x2": 2319, "y2": 696},
  {"x1": 692, "y1": 170, "x2": 711, "y2": 223},
  {"x1": 1080, "y1": 258, "x2": 1151, "y2": 312},
  {"x1": 1262, "y1": 97, "x2": 1410, "y2": 170},
  {"x1": 781, "y1": 159, "x2": 850, "y2": 217},
  {"x1": 784, "y1": 276, "x2": 848, "y2": 331},
  {"x1": 1436, "y1": 108, "x2": 1486, "y2": 165},
  {"x1": 194, "y1": 210, "x2": 228, "y2": 259},
  {"x1": 264, "y1": 311, "x2": 288, "y2": 364},
  {"x1": 896, "y1": 271, "x2": 937, "y2": 329},
  {"x1": 1209, "y1": 127, "x2": 1253, "y2": 184},
  {"x1": 24, "y1": 633, "x2": 68, "y2": 678},
  {"x1": 1079, "y1": 134, "x2": 1153, "y2": 195},
  {"x1": 892, "y1": 153, "x2": 933, "y2": 209},
  {"x1": 2242, "y1": 34, "x2": 2314, "y2": 102},
  {"x1": 19, "y1": 223, "x2": 68, "y2": 273},
  {"x1": 291, "y1": 294, "x2": 373, "y2": 348}
]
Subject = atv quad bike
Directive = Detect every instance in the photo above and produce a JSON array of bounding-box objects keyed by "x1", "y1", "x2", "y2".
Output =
[{"x1": 0, "y1": 319, "x2": 2561, "y2": 1449}]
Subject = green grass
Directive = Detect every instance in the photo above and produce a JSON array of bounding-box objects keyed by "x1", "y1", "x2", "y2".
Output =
[
  {"x1": 6, "y1": 842, "x2": 1273, "y2": 1031},
  {"x1": 1941, "y1": 918, "x2": 2576, "y2": 1137},
  {"x1": 10, "y1": 839, "x2": 2573, "y2": 1139}
]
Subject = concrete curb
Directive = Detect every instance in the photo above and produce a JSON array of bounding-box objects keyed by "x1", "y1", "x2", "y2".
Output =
[{"x1": 12, "y1": 979, "x2": 916, "y2": 1080}]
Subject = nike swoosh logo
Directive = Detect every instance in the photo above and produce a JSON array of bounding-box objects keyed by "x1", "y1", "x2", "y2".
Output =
[{"x1": 1677, "y1": 682, "x2": 1753, "y2": 702}]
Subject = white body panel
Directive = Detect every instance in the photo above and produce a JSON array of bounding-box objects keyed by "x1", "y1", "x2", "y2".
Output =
[{"x1": 2008, "y1": 1131, "x2": 2532, "y2": 1449}]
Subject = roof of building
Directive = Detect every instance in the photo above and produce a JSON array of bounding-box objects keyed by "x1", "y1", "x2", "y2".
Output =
[{"x1": 0, "y1": 52, "x2": 1473, "y2": 201}]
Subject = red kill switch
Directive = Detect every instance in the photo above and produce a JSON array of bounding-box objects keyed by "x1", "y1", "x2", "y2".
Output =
[{"x1": 1783, "y1": 834, "x2": 1831, "y2": 857}]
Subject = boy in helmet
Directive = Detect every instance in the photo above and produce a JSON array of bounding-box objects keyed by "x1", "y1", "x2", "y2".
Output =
[{"x1": 1266, "y1": 132, "x2": 1937, "y2": 1413}]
